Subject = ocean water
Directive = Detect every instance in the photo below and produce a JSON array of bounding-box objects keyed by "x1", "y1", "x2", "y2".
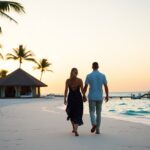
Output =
[
  {"x1": 83, "y1": 92, "x2": 150, "y2": 125},
  {"x1": 84, "y1": 99, "x2": 150, "y2": 125},
  {"x1": 59, "y1": 92, "x2": 150, "y2": 125}
]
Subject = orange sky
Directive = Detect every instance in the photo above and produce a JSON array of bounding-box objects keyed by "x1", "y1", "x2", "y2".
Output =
[{"x1": 0, "y1": 0, "x2": 150, "y2": 94}]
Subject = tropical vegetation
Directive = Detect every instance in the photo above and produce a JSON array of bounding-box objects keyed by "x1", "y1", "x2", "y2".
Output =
[
  {"x1": 6, "y1": 45, "x2": 35, "y2": 68},
  {"x1": 0, "y1": 1, "x2": 25, "y2": 33},
  {"x1": 0, "y1": 2, "x2": 52, "y2": 84},
  {"x1": 34, "y1": 58, "x2": 52, "y2": 81},
  {"x1": 0, "y1": 69, "x2": 8, "y2": 78}
]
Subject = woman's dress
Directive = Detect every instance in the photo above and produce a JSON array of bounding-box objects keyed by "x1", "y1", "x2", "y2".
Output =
[{"x1": 66, "y1": 86, "x2": 83, "y2": 126}]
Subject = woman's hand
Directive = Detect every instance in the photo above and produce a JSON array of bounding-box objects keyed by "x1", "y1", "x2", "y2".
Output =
[
  {"x1": 64, "y1": 79, "x2": 68, "y2": 105},
  {"x1": 64, "y1": 98, "x2": 67, "y2": 105}
]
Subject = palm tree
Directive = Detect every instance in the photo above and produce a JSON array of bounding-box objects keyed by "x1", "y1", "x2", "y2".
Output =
[
  {"x1": 0, "y1": 1, "x2": 25, "y2": 33},
  {"x1": 0, "y1": 69, "x2": 8, "y2": 78},
  {"x1": 6, "y1": 45, "x2": 35, "y2": 68},
  {"x1": 34, "y1": 58, "x2": 52, "y2": 81}
]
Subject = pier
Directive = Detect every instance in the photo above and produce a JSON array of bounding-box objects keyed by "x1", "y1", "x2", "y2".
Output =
[
  {"x1": 140, "y1": 92, "x2": 150, "y2": 99},
  {"x1": 109, "y1": 96, "x2": 131, "y2": 99},
  {"x1": 48, "y1": 91, "x2": 150, "y2": 100},
  {"x1": 109, "y1": 91, "x2": 150, "y2": 99}
]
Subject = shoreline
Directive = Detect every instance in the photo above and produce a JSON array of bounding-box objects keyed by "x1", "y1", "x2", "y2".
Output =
[
  {"x1": 0, "y1": 98, "x2": 150, "y2": 126},
  {"x1": 0, "y1": 98, "x2": 150, "y2": 150}
]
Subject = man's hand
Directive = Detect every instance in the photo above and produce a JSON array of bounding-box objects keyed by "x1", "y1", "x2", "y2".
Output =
[
  {"x1": 104, "y1": 84, "x2": 109, "y2": 103},
  {"x1": 105, "y1": 96, "x2": 109, "y2": 102},
  {"x1": 83, "y1": 96, "x2": 87, "y2": 102}
]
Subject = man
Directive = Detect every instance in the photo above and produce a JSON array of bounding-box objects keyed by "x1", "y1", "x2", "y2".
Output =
[{"x1": 84, "y1": 62, "x2": 109, "y2": 134}]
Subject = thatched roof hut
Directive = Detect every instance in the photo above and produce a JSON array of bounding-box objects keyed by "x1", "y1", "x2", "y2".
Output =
[{"x1": 0, "y1": 68, "x2": 47, "y2": 98}]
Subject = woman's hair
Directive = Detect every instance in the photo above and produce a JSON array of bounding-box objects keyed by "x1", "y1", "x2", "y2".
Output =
[{"x1": 70, "y1": 68, "x2": 78, "y2": 79}]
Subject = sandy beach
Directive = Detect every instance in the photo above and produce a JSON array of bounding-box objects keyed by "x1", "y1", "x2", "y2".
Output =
[{"x1": 0, "y1": 98, "x2": 150, "y2": 150}]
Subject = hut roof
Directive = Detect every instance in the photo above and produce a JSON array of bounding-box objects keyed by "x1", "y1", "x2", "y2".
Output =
[{"x1": 0, "y1": 68, "x2": 47, "y2": 87}]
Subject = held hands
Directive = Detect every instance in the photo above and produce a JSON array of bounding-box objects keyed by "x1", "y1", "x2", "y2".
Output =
[
  {"x1": 82, "y1": 96, "x2": 87, "y2": 102},
  {"x1": 105, "y1": 96, "x2": 109, "y2": 103}
]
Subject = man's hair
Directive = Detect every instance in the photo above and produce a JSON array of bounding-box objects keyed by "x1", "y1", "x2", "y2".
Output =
[{"x1": 92, "y1": 62, "x2": 99, "y2": 70}]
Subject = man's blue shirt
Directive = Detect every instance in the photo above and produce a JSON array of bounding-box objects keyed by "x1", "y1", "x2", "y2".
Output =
[{"x1": 85, "y1": 70, "x2": 107, "y2": 101}]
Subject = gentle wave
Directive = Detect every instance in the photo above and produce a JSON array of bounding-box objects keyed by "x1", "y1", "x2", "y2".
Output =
[
  {"x1": 109, "y1": 109, "x2": 116, "y2": 112},
  {"x1": 119, "y1": 103, "x2": 127, "y2": 105},
  {"x1": 58, "y1": 96, "x2": 150, "y2": 125},
  {"x1": 121, "y1": 110, "x2": 150, "y2": 116}
]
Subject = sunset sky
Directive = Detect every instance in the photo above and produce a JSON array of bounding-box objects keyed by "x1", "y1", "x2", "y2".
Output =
[{"x1": 0, "y1": 0, "x2": 150, "y2": 94}]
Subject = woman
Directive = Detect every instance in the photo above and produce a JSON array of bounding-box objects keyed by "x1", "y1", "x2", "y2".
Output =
[{"x1": 64, "y1": 68, "x2": 86, "y2": 136}]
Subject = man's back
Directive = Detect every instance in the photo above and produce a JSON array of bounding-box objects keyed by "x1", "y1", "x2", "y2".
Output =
[{"x1": 85, "y1": 70, "x2": 107, "y2": 101}]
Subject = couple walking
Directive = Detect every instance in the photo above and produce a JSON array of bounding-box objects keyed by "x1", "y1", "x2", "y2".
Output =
[{"x1": 64, "y1": 62, "x2": 109, "y2": 136}]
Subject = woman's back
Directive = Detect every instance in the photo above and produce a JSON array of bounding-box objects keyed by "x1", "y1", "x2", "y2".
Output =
[{"x1": 67, "y1": 78, "x2": 82, "y2": 92}]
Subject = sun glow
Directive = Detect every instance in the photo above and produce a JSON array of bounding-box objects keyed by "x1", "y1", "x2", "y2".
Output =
[{"x1": 0, "y1": 0, "x2": 150, "y2": 94}]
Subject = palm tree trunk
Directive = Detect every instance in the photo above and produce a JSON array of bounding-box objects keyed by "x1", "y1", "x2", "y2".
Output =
[
  {"x1": 19, "y1": 62, "x2": 21, "y2": 68},
  {"x1": 40, "y1": 71, "x2": 43, "y2": 81},
  {"x1": 19, "y1": 58, "x2": 22, "y2": 68}
]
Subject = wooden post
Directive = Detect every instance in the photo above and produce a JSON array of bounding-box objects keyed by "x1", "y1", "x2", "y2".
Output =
[
  {"x1": 1, "y1": 87, "x2": 5, "y2": 98},
  {"x1": 0, "y1": 87, "x2": 1, "y2": 98},
  {"x1": 38, "y1": 87, "x2": 40, "y2": 97},
  {"x1": 31, "y1": 87, "x2": 36, "y2": 97},
  {"x1": 15, "y1": 87, "x2": 21, "y2": 98}
]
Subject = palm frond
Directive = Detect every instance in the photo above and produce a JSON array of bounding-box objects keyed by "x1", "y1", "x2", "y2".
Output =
[
  {"x1": 0, "y1": 10, "x2": 18, "y2": 23},
  {"x1": 24, "y1": 53, "x2": 33, "y2": 58},
  {"x1": 33, "y1": 66, "x2": 41, "y2": 70},
  {"x1": 34, "y1": 58, "x2": 52, "y2": 71},
  {"x1": 6, "y1": 53, "x2": 18, "y2": 60},
  {"x1": 0, "y1": 1, "x2": 25, "y2": 13},
  {"x1": 13, "y1": 48, "x2": 19, "y2": 55},
  {"x1": 33, "y1": 59, "x2": 40, "y2": 65},
  {"x1": 25, "y1": 58, "x2": 36, "y2": 62},
  {"x1": 24, "y1": 50, "x2": 33, "y2": 56}
]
